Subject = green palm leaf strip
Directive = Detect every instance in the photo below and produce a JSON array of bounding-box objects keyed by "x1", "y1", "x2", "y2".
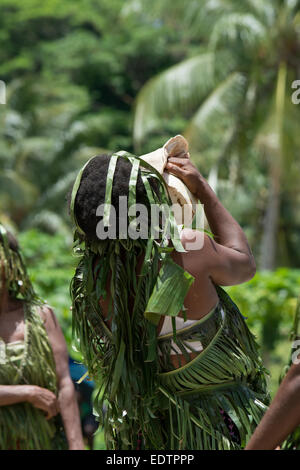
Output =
[
  {"x1": 144, "y1": 257, "x2": 194, "y2": 326},
  {"x1": 69, "y1": 157, "x2": 94, "y2": 236},
  {"x1": 102, "y1": 154, "x2": 119, "y2": 227}
]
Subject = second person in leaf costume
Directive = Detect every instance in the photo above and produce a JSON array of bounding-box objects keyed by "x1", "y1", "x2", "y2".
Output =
[
  {"x1": 69, "y1": 136, "x2": 270, "y2": 450},
  {"x1": 0, "y1": 225, "x2": 84, "y2": 450}
]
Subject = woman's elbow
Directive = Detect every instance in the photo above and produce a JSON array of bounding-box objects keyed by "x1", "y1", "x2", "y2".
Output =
[
  {"x1": 58, "y1": 376, "x2": 76, "y2": 397},
  {"x1": 240, "y1": 256, "x2": 256, "y2": 283},
  {"x1": 247, "y1": 256, "x2": 256, "y2": 280}
]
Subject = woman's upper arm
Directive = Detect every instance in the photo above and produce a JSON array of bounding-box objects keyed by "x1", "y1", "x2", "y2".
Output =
[
  {"x1": 38, "y1": 306, "x2": 72, "y2": 387},
  {"x1": 179, "y1": 229, "x2": 256, "y2": 286}
]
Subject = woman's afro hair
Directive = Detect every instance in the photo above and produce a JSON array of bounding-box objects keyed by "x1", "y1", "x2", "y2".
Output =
[{"x1": 73, "y1": 154, "x2": 158, "y2": 241}]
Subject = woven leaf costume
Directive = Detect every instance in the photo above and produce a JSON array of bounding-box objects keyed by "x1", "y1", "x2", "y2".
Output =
[
  {"x1": 279, "y1": 295, "x2": 300, "y2": 450},
  {"x1": 70, "y1": 152, "x2": 270, "y2": 450},
  {"x1": 0, "y1": 225, "x2": 67, "y2": 450}
]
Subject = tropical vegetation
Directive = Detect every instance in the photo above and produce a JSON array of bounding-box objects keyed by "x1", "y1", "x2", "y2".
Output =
[{"x1": 0, "y1": 0, "x2": 299, "y2": 449}]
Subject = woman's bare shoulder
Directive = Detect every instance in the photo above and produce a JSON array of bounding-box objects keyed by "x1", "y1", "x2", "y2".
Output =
[
  {"x1": 36, "y1": 305, "x2": 59, "y2": 331},
  {"x1": 171, "y1": 230, "x2": 215, "y2": 276}
]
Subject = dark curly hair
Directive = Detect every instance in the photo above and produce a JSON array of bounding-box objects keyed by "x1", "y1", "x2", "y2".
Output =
[{"x1": 73, "y1": 154, "x2": 159, "y2": 241}]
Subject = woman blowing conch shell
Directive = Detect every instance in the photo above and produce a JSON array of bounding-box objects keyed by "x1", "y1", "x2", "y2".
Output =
[{"x1": 69, "y1": 135, "x2": 269, "y2": 450}]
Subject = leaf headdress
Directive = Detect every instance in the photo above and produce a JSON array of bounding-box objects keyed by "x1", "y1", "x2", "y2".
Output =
[{"x1": 0, "y1": 223, "x2": 38, "y2": 304}]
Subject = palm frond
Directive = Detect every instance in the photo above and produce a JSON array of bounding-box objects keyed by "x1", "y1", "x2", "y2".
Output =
[
  {"x1": 210, "y1": 12, "x2": 266, "y2": 50},
  {"x1": 133, "y1": 52, "x2": 217, "y2": 147},
  {"x1": 221, "y1": 0, "x2": 276, "y2": 26},
  {"x1": 185, "y1": 72, "x2": 247, "y2": 154}
]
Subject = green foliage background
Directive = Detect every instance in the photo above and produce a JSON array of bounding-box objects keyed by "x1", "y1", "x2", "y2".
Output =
[{"x1": 0, "y1": 0, "x2": 300, "y2": 449}]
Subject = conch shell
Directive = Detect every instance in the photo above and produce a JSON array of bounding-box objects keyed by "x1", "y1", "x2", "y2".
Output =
[{"x1": 140, "y1": 135, "x2": 198, "y2": 226}]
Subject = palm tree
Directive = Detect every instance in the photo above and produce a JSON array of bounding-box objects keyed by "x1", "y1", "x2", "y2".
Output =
[
  {"x1": 133, "y1": 0, "x2": 300, "y2": 269},
  {"x1": 0, "y1": 78, "x2": 108, "y2": 232}
]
